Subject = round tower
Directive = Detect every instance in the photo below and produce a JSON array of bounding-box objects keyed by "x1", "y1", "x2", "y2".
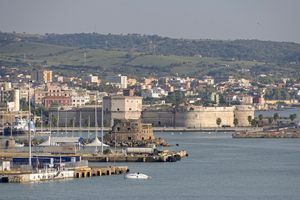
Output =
[{"x1": 234, "y1": 105, "x2": 255, "y2": 126}]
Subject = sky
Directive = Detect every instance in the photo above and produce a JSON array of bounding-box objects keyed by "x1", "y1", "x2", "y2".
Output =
[{"x1": 0, "y1": 0, "x2": 299, "y2": 43}]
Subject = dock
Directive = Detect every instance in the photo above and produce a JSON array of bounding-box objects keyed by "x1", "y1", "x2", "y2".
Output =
[
  {"x1": 232, "y1": 130, "x2": 300, "y2": 138},
  {"x1": 0, "y1": 166, "x2": 129, "y2": 183},
  {"x1": 82, "y1": 150, "x2": 188, "y2": 162},
  {"x1": 74, "y1": 166, "x2": 128, "y2": 178}
]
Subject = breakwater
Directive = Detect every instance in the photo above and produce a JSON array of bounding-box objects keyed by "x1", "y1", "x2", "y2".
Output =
[{"x1": 232, "y1": 130, "x2": 300, "y2": 138}]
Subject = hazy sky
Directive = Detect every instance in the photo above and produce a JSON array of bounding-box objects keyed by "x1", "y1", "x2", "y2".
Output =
[{"x1": 0, "y1": 0, "x2": 299, "y2": 43}]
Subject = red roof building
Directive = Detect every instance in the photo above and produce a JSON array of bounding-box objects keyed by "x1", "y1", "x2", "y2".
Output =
[{"x1": 42, "y1": 96, "x2": 71, "y2": 108}]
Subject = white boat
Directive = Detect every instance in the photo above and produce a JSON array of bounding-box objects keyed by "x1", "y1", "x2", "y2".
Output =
[
  {"x1": 125, "y1": 172, "x2": 151, "y2": 180},
  {"x1": 15, "y1": 143, "x2": 24, "y2": 147},
  {"x1": 28, "y1": 168, "x2": 74, "y2": 182},
  {"x1": 4, "y1": 118, "x2": 36, "y2": 136}
]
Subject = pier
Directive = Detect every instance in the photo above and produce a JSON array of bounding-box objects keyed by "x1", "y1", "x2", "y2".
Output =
[
  {"x1": 74, "y1": 166, "x2": 128, "y2": 178},
  {"x1": 0, "y1": 165, "x2": 129, "y2": 183},
  {"x1": 82, "y1": 150, "x2": 188, "y2": 162}
]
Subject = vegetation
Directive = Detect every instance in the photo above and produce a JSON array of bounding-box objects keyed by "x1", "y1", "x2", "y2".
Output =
[
  {"x1": 1, "y1": 32, "x2": 300, "y2": 78},
  {"x1": 247, "y1": 115, "x2": 252, "y2": 125},
  {"x1": 216, "y1": 118, "x2": 222, "y2": 127},
  {"x1": 289, "y1": 114, "x2": 297, "y2": 122},
  {"x1": 233, "y1": 118, "x2": 239, "y2": 127}
]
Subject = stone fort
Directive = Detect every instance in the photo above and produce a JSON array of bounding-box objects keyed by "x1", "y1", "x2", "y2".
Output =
[{"x1": 103, "y1": 95, "x2": 255, "y2": 128}]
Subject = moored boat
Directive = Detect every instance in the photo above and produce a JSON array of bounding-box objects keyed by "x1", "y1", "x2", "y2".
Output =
[
  {"x1": 4, "y1": 118, "x2": 35, "y2": 136},
  {"x1": 125, "y1": 172, "x2": 151, "y2": 179}
]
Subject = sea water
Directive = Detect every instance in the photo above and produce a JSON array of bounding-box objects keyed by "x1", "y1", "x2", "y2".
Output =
[{"x1": 1, "y1": 132, "x2": 300, "y2": 200}]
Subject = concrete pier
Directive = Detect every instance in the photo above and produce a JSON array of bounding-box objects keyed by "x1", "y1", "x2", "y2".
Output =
[
  {"x1": 0, "y1": 166, "x2": 129, "y2": 183},
  {"x1": 74, "y1": 166, "x2": 129, "y2": 178}
]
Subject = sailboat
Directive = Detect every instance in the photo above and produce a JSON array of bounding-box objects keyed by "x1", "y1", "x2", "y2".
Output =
[
  {"x1": 86, "y1": 97, "x2": 109, "y2": 149},
  {"x1": 26, "y1": 89, "x2": 75, "y2": 182}
]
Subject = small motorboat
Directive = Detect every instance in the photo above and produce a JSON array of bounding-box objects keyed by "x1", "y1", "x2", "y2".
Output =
[{"x1": 125, "y1": 172, "x2": 151, "y2": 180}]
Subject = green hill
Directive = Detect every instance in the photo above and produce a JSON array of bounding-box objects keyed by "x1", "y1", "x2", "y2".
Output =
[{"x1": 0, "y1": 32, "x2": 299, "y2": 78}]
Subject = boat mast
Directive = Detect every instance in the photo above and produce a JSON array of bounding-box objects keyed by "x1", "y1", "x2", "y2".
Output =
[
  {"x1": 101, "y1": 97, "x2": 104, "y2": 154},
  {"x1": 28, "y1": 85, "x2": 32, "y2": 167},
  {"x1": 41, "y1": 109, "x2": 43, "y2": 135},
  {"x1": 2, "y1": 112, "x2": 4, "y2": 136},
  {"x1": 95, "y1": 95, "x2": 98, "y2": 152},
  {"x1": 79, "y1": 110, "x2": 82, "y2": 133},
  {"x1": 88, "y1": 116, "x2": 90, "y2": 139},
  {"x1": 49, "y1": 114, "x2": 52, "y2": 138},
  {"x1": 57, "y1": 108, "x2": 59, "y2": 134}
]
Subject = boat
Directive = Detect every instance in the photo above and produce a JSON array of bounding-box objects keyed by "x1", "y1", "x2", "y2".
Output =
[
  {"x1": 125, "y1": 172, "x2": 151, "y2": 179},
  {"x1": 4, "y1": 118, "x2": 36, "y2": 136},
  {"x1": 15, "y1": 142, "x2": 25, "y2": 147}
]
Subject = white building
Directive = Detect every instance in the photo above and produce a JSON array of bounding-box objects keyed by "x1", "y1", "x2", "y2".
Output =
[
  {"x1": 106, "y1": 74, "x2": 127, "y2": 89},
  {"x1": 83, "y1": 74, "x2": 100, "y2": 85},
  {"x1": 203, "y1": 76, "x2": 215, "y2": 85},
  {"x1": 0, "y1": 85, "x2": 20, "y2": 111},
  {"x1": 71, "y1": 95, "x2": 90, "y2": 107},
  {"x1": 142, "y1": 87, "x2": 168, "y2": 99}
]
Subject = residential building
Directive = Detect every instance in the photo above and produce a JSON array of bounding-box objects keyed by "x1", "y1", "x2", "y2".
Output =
[
  {"x1": 42, "y1": 96, "x2": 71, "y2": 108},
  {"x1": 106, "y1": 74, "x2": 127, "y2": 89},
  {"x1": 31, "y1": 69, "x2": 52, "y2": 83}
]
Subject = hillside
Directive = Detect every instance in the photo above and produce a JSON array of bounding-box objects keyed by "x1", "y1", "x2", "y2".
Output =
[{"x1": 0, "y1": 32, "x2": 299, "y2": 78}]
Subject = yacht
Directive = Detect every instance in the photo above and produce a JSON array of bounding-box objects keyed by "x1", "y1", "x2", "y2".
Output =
[
  {"x1": 125, "y1": 172, "x2": 151, "y2": 180},
  {"x1": 4, "y1": 118, "x2": 35, "y2": 136}
]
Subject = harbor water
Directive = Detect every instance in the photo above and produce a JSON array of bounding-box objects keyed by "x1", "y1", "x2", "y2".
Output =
[{"x1": 1, "y1": 132, "x2": 300, "y2": 200}]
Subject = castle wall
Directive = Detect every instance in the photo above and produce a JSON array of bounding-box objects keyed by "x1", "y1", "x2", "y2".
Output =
[
  {"x1": 234, "y1": 105, "x2": 255, "y2": 126},
  {"x1": 141, "y1": 106, "x2": 255, "y2": 128},
  {"x1": 175, "y1": 107, "x2": 235, "y2": 128},
  {"x1": 141, "y1": 111, "x2": 174, "y2": 127}
]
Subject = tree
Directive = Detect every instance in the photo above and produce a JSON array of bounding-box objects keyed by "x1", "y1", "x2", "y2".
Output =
[
  {"x1": 273, "y1": 113, "x2": 279, "y2": 124},
  {"x1": 216, "y1": 118, "x2": 222, "y2": 127},
  {"x1": 258, "y1": 114, "x2": 264, "y2": 127},
  {"x1": 247, "y1": 115, "x2": 252, "y2": 125},
  {"x1": 289, "y1": 114, "x2": 297, "y2": 122},
  {"x1": 251, "y1": 119, "x2": 258, "y2": 127},
  {"x1": 233, "y1": 118, "x2": 239, "y2": 127},
  {"x1": 51, "y1": 115, "x2": 57, "y2": 127},
  {"x1": 268, "y1": 117, "x2": 273, "y2": 125}
]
